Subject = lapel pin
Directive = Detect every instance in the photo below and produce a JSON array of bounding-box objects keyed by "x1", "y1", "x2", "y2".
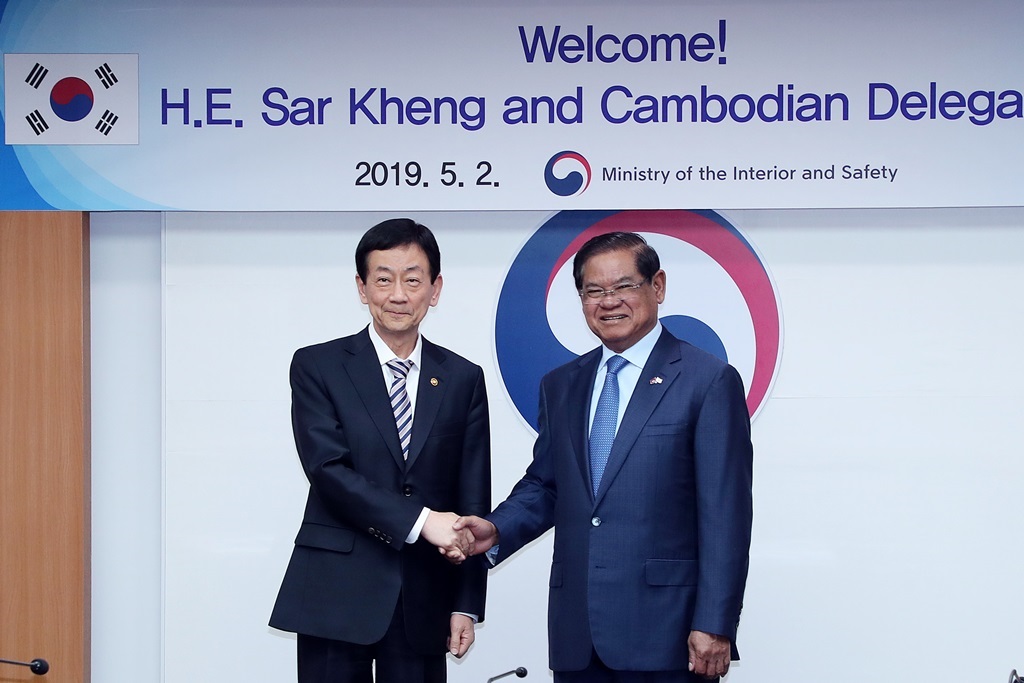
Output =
[
  {"x1": 649, "y1": 376, "x2": 663, "y2": 385},
  {"x1": 430, "y1": 377, "x2": 439, "y2": 386}
]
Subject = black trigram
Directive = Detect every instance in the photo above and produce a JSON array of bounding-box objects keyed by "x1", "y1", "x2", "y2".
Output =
[
  {"x1": 26, "y1": 109, "x2": 49, "y2": 135},
  {"x1": 25, "y1": 62, "x2": 48, "y2": 89},
  {"x1": 95, "y1": 62, "x2": 118, "y2": 89},
  {"x1": 95, "y1": 110, "x2": 119, "y2": 135}
]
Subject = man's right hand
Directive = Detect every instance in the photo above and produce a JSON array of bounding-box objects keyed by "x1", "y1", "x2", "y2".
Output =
[
  {"x1": 452, "y1": 516, "x2": 499, "y2": 555},
  {"x1": 422, "y1": 510, "x2": 475, "y2": 564}
]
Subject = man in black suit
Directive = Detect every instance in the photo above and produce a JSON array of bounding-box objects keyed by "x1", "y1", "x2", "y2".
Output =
[
  {"x1": 457, "y1": 231, "x2": 753, "y2": 682},
  {"x1": 270, "y1": 218, "x2": 490, "y2": 683}
]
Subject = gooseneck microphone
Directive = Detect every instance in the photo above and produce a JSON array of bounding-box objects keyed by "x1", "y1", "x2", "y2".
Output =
[
  {"x1": 487, "y1": 666, "x2": 527, "y2": 683},
  {"x1": 0, "y1": 656, "x2": 50, "y2": 675}
]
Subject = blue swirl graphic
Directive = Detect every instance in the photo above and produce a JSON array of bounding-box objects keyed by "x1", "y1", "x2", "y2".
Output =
[
  {"x1": 0, "y1": 110, "x2": 53, "y2": 208},
  {"x1": 495, "y1": 210, "x2": 616, "y2": 431},
  {"x1": 496, "y1": 209, "x2": 782, "y2": 430},
  {"x1": 544, "y1": 151, "x2": 589, "y2": 197}
]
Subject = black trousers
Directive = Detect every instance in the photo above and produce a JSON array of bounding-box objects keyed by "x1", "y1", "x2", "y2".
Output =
[{"x1": 296, "y1": 598, "x2": 446, "y2": 683}]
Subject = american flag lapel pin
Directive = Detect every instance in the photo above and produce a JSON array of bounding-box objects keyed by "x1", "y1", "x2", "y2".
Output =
[{"x1": 649, "y1": 376, "x2": 663, "y2": 385}]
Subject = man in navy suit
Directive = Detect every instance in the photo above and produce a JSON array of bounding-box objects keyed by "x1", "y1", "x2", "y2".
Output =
[
  {"x1": 456, "y1": 231, "x2": 753, "y2": 682},
  {"x1": 270, "y1": 218, "x2": 490, "y2": 683}
]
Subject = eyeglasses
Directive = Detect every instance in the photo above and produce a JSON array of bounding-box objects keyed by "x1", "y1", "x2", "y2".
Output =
[{"x1": 579, "y1": 281, "x2": 647, "y2": 303}]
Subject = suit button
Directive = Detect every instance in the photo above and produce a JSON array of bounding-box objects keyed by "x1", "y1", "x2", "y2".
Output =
[
  {"x1": 403, "y1": 485, "x2": 413, "y2": 496},
  {"x1": 591, "y1": 517, "x2": 602, "y2": 527}
]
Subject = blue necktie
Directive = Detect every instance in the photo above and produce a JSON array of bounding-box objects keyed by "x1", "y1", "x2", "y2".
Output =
[
  {"x1": 387, "y1": 359, "x2": 414, "y2": 459},
  {"x1": 589, "y1": 355, "x2": 628, "y2": 496}
]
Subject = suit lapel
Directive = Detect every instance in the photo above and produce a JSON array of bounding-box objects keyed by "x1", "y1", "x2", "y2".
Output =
[
  {"x1": 594, "y1": 330, "x2": 681, "y2": 504},
  {"x1": 570, "y1": 350, "x2": 601, "y2": 498},
  {"x1": 406, "y1": 338, "x2": 447, "y2": 470},
  {"x1": 342, "y1": 328, "x2": 406, "y2": 471}
]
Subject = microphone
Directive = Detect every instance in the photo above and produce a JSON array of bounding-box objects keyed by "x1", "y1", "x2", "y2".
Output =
[
  {"x1": 487, "y1": 667, "x2": 527, "y2": 683},
  {"x1": 0, "y1": 657, "x2": 50, "y2": 675}
]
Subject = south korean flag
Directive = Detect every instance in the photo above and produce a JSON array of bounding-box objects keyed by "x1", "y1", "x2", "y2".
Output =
[{"x1": 4, "y1": 53, "x2": 138, "y2": 145}]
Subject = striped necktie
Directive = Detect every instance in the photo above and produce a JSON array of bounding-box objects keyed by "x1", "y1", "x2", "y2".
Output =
[
  {"x1": 387, "y1": 359, "x2": 414, "y2": 459},
  {"x1": 589, "y1": 355, "x2": 629, "y2": 496}
]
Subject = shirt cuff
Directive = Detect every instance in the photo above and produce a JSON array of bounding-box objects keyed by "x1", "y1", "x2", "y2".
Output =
[{"x1": 405, "y1": 507, "x2": 430, "y2": 544}]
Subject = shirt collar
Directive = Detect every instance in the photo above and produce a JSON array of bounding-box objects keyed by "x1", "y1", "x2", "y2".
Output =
[
  {"x1": 366, "y1": 324, "x2": 422, "y2": 369},
  {"x1": 599, "y1": 322, "x2": 662, "y2": 371}
]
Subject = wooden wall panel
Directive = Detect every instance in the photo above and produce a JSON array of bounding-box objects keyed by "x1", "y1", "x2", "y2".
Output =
[{"x1": 1, "y1": 212, "x2": 90, "y2": 683}]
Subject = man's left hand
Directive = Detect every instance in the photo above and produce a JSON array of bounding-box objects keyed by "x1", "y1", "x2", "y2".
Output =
[
  {"x1": 447, "y1": 614, "x2": 476, "y2": 658},
  {"x1": 687, "y1": 630, "x2": 731, "y2": 679}
]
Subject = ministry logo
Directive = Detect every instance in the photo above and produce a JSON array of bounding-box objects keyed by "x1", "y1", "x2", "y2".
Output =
[
  {"x1": 544, "y1": 150, "x2": 591, "y2": 197},
  {"x1": 4, "y1": 53, "x2": 139, "y2": 145},
  {"x1": 495, "y1": 210, "x2": 783, "y2": 432}
]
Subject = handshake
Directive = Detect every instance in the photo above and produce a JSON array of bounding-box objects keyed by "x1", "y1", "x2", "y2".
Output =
[{"x1": 421, "y1": 511, "x2": 499, "y2": 565}]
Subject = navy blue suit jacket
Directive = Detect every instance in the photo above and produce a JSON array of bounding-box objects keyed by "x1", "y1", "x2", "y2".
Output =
[
  {"x1": 270, "y1": 327, "x2": 490, "y2": 654},
  {"x1": 488, "y1": 329, "x2": 752, "y2": 672}
]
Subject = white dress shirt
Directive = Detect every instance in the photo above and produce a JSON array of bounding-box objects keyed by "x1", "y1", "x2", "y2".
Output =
[
  {"x1": 365, "y1": 325, "x2": 430, "y2": 543},
  {"x1": 588, "y1": 323, "x2": 663, "y2": 436}
]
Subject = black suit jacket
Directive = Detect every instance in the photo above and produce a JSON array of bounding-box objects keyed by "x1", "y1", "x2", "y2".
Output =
[{"x1": 270, "y1": 327, "x2": 490, "y2": 654}]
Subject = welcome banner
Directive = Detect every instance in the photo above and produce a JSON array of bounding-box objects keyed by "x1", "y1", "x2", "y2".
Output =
[{"x1": 1, "y1": 0, "x2": 1022, "y2": 210}]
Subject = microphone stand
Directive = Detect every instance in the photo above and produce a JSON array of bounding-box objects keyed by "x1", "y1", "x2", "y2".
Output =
[
  {"x1": 487, "y1": 667, "x2": 527, "y2": 683},
  {"x1": 0, "y1": 656, "x2": 50, "y2": 675}
]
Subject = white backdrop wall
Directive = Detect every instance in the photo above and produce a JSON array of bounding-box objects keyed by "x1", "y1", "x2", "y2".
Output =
[
  {"x1": 90, "y1": 211, "x2": 162, "y2": 683},
  {"x1": 90, "y1": 208, "x2": 1024, "y2": 683}
]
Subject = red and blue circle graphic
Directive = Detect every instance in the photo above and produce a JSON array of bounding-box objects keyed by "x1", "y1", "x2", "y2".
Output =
[
  {"x1": 544, "y1": 150, "x2": 591, "y2": 197},
  {"x1": 50, "y1": 77, "x2": 94, "y2": 122},
  {"x1": 495, "y1": 209, "x2": 782, "y2": 432}
]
